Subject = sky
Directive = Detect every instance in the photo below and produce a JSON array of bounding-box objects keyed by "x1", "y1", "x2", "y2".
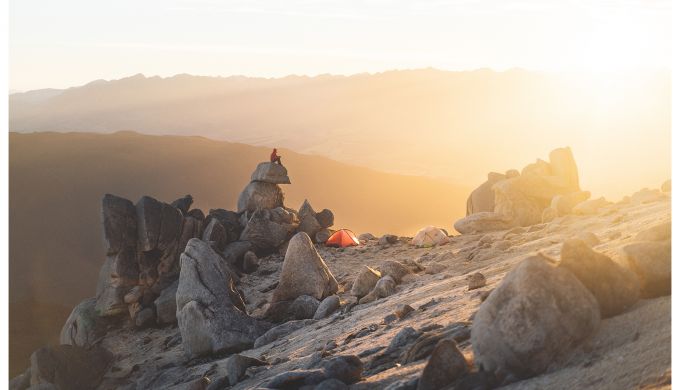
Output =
[{"x1": 9, "y1": 0, "x2": 672, "y2": 92}]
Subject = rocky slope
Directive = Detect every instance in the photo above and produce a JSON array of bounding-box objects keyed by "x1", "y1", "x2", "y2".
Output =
[
  {"x1": 8, "y1": 131, "x2": 469, "y2": 375},
  {"x1": 10, "y1": 152, "x2": 671, "y2": 390}
]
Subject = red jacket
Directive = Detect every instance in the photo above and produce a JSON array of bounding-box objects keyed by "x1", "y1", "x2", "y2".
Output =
[{"x1": 270, "y1": 149, "x2": 279, "y2": 162}]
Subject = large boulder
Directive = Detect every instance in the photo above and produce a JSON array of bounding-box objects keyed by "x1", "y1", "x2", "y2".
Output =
[
  {"x1": 466, "y1": 172, "x2": 507, "y2": 216},
  {"x1": 267, "y1": 233, "x2": 338, "y2": 317},
  {"x1": 251, "y1": 162, "x2": 291, "y2": 184},
  {"x1": 176, "y1": 239, "x2": 269, "y2": 357},
  {"x1": 240, "y1": 209, "x2": 295, "y2": 255},
  {"x1": 622, "y1": 240, "x2": 671, "y2": 298},
  {"x1": 101, "y1": 194, "x2": 137, "y2": 255},
  {"x1": 559, "y1": 239, "x2": 640, "y2": 318},
  {"x1": 471, "y1": 255, "x2": 600, "y2": 380},
  {"x1": 60, "y1": 297, "x2": 107, "y2": 347},
  {"x1": 237, "y1": 181, "x2": 284, "y2": 213},
  {"x1": 29, "y1": 345, "x2": 112, "y2": 390}
]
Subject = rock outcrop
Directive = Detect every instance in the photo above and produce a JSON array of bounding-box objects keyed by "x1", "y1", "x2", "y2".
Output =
[{"x1": 455, "y1": 147, "x2": 586, "y2": 234}]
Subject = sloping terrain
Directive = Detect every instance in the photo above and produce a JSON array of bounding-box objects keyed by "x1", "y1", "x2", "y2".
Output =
[
  {"x1": 20, "y1": 191, "x2": 669, "y2": 389},
  {"x1": 8, "y1": 131, "x2": 468, "y2": 376}
]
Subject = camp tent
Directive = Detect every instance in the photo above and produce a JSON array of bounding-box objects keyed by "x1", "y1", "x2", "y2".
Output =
[
  {"x1": 411, "y1": 226, "x2": 449, "y2": 247},
  {"x1": 325, "y1": 229, "x2": 360, "y2": 247}
]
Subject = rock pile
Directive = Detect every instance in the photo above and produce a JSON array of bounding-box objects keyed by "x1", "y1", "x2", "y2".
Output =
[
  {"x1": 13, "y1": 160, "x2": 346, "y2": 387},
  {"x1": 455, "y1": 147, "x2": 606, "y2": 234}
]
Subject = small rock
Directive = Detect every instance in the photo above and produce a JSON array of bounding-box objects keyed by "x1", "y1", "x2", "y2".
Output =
[
  {"x1": 491, "y1": 240, "x2": 512, "y2": 251},
  {"x1": 379, "y1": 260, "x2": 411, "y2": 283},
  {"x1": 254, "y1": 319, "x2": 316, "y2": 348},
  {"x1": 135, "y1": 308, "x2": 155, "y2": 328},
  {"x1": 416, "y1": 339, "x2": 468, "y2": 390},
  {"x1": 425, "y1": 263, "x2": 447, "y2": 275},
  {"x1": 223, "y1": 354, "x2": 268, "y2": 386},
  {"x1": 315, "y1": 228, "x2": 333, "y2": 244},
  {"x1": 314, "y1": 295, "x2": 341, "y2": 320},
  {"x1": 242, "y1": 251, "x2": 260, "y2": 273},
  {"x1": 359, "y1": 276, "x2": 396, "y2": 304},
  {"x1": 467, "y1": 272, "x2": 486, "y2": 290},
  {"x1": 395, "y1": 304, "x2": 415, "y2": 319},
  {"x1": 289, "y1": 295, "x2": 321, "y2": 320},
  {"x1": 350, "y1": 266, "x2": 381, "y2": 297},
  {"x1": 379, "y1": 234, "x2": 399, "y2": 245},
  {"x1": 573, "y1": 197, "x2": 611, "y2": 215},
  {"x1": 315, "y1": 378, "x2": 348, "y2": 389},
  {"x1": 321, "y1": 355, "x2": 363, "y2": 384},
  {"x1": 358, "y1": 233, "x2": 376, "y2": 241}
]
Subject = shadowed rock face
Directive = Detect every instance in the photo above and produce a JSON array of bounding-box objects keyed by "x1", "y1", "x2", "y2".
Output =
[
  {"x1": 472, "y1": 255, "x2": 600, "y2": 380},
  {"x1": 176, "y1": 238, "x2": 269, "y2": 358}
]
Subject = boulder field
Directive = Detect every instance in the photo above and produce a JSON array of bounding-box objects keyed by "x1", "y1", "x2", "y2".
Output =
[{"x1": 10, "y1": 157, "x2": 671, "y2": 390}]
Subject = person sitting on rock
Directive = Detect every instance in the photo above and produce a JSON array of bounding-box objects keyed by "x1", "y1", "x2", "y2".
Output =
[{"x1": 270, "y1": 148, "x2": 283, "y2": 165}]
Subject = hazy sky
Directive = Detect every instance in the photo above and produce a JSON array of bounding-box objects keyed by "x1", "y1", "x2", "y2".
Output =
[{"x1": 10, "y1": 0, "x2": 671, "y2": 91}]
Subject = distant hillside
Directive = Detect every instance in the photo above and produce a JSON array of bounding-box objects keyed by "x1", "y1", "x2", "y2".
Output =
[
  {"x1": 8, "y1": 69, "x2": 671, "y2": 198},
  {"x1": 8, "y1": 131, "x2": 469, "y2": 375}
]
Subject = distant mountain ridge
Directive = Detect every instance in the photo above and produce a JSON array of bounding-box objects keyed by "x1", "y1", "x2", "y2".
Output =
[{"x1": 9, "y1": 68, "x2": 670, "y2": 199}]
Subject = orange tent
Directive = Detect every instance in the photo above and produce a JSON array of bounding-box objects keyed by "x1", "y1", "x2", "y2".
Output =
[{"x1": 325, "y1": 229, "x2": 360, "y2": 247}]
